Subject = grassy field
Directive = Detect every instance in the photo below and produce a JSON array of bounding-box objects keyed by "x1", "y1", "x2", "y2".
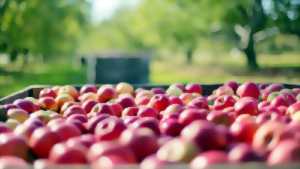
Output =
[{"x1": 0, "y1": 52, "x2": 299, "y2": 98}]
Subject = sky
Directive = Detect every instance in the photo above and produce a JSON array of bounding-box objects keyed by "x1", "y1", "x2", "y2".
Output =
[{"x1": 91, "y1": 0, "x2": 140, "y2": 22}]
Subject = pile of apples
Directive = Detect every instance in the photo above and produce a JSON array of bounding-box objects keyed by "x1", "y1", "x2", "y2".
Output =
[{"x1": 1, "y1": 82, "x2": 300, "y2": 169}]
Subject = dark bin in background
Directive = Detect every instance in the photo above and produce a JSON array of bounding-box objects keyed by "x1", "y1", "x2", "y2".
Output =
[{"x1": 83, "y1": 52, "x2": 150, "y2": 84}]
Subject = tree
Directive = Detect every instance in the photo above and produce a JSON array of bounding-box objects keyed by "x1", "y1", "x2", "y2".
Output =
[{"x1": 0, "y1": 0, "x2": 89, "y2": 63}]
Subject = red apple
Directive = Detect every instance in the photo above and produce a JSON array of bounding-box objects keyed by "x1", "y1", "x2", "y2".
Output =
[
  {"x1": 63, "y1": 105, "x2": 85, "y2": 117},
  {"x1": 190, "y1": 151, "x2": 228, "y2": 169},
  {"x1": 86, "y1": 114, "x2": 110, "y2": 133},
  {"x1": 234, "y1": 97, "x2": 258, "y2": 115},
  {"x1": 137, "y1": 106, "x2": 158, "y2": 118},
  {"x1": 38, "y1": 97, "x2": 58, "y2": 111},
  {"x1": 160, "y1": 118, "x2": 183, "y2": 137},
  {"x1": 122, "y1": 107, "x2": 139, "y2": 117},
  {"x1": 116, "y1": 95, "x2": 136, "y2": 108},
  {"x1": 268, "y1": 139, "x2": 300, "y2": 165},
  {"x1": 0, "y1": 156, "x2": 29, "y2": 169},
  {"x1": 0, "y1": 133, "x2": 28, "y2": 160},
  {"x1": 185, "y1": 83, "x2": 202, "y2": 94},
  {"x1": 131, "y1": 117, "x2": 160, "y2": 135},
  {"x1": 66, "y1": 134, "x2": 95, "y2": 149},
  {"x1": 169, "y1": 96, "x2": 184, "y2": 105},
  {"x1": 49, "y1": 142, "x2": 87, "y2": 164},
  {"x1": 151, "y1": 87, "x2": 165, "y2": 94},
  {"x1": 97, "y1": 85, "x2": 116, "y2": 102},
  {"x1": 50, "y1": 122, "x2": 81, "y2": 141},
  {"x1": 230, "y1": 120, "x2": 258, "y2": 144},
  {"x1": 88, "y1": 141, "x2": 136, "y2": 162},
  {"x1": 123, "y1": 116, "x2": 140, "y2": 125},
  {"x1": 90, "y1": 103, "x2": 114, "y2": 116},
  {"x1": 187, "y1": 97, "x2": 209, "y2": 110},
  {"x1": 181, "y1": 120, "x2": 225, "y2": 150},
  {"x1": 229, "y1": 143, "x2": 263, "y2": 162},
  {"x1": 213, "y1": 95, "x2": 236, "y2": 110},
  {"x1": 109, "y1": 102, "x2": 123, "y2": 117},
  {"x1": 67, "y1": 113, "x2": 87, "y2": 123},
  {"x1": 178, "y1": 108, "x2": 207, "y2": 126},
  {"x1": 29, "y1": 127, "x2": 61, "y2": 158},
  {"x1": 82, "y1": 99, "x2": 97, "y2": 114},
  {"x1": 120, "y1": 128, "x2": 158, "y2": 161},
  {"x1": 148, "y1": 94, "x2": 170, "y2": 112},
  {"x1": 13, "y1": 99, "x2": 39, "y2": 113},
  {"x1": 14, "y1": 122, "x2": 42, "y2": 141},
  {"x1": 80, "y1": 84, "x2": 97, "y2": 94},
  {"x1": 95, "y1": 117, "x2": 126, "y2": 141},
  {"x1": 237, "y1": 82, "x2": 260, "y2": 99},
  {"x1": 252, "y1": 121, "x2": 286, "y2": 153},
  {"x1": 39, "y1": 88, "x2": 57, "y2": 98}
]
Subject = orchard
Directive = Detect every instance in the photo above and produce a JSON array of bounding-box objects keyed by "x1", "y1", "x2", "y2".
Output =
[{"x1": 1, "y1": 82, "x2": 300, "y2": 169}]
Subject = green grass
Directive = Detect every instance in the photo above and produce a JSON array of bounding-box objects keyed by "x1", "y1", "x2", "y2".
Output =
[
  {"x1": 151, "y1": 52, "x2": 300, "y2": 84},
  {"x1": 0, "y1": 52, "x2": 299, "y2": 98}
]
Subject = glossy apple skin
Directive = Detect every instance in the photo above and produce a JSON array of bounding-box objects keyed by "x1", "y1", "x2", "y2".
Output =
[
  {"x1": 14, "y1": 122, "x2": 42, "y2": 141},
  {"x1": 148, "y1": 94, "x2": 170, "y2": 112},
  {"x1": 181, "y1": 120, "x2": 226, "y2": 150},
  {"x1": 287, "y1": 101, "x2": 300, "y2": 115},
  {"x1": 81, "y1": 99, "x2": 98, "y2": 114},
  {"x1": 234, "y1": 97, "x2": 258, "y2": 115},
  {"x1": 88, "y1": 141, "x2": 136, "y2": 162},
  {"x1": 0, "y1": 133, "x2": 28, "y2": 160},
  {"x1": 237, "y1": 82, "x2": 260, "y2": 99},
  {"x1": 97, "y1": 85, "x2": 116, "y2": 102},
  {"x1": 252, "y1": 121, "x2": 285, "y2": 153},
  {"x1": 214, "y1": 86, "x2": 234, "y2": 97},
  {"x1": 80, "y1": 84, "x2": 97, "y2": 94},
  {"x1": 120, "y1": 128, "x2": 158, "y2": 162},
  {"x1": 86, "y1": 114, "x2": 110, "y2": 133},
  {"x1": 117, "y1": 95, "x2": 136, "y2": 109},
  {"x1": 0, "y1": 156, "x2": 29, "y2": 169},
  {"x1": 116, "y1": 82, "x2": 134, "y2": 95},
  {"x1": 39, "y1": 88, "x2": 57, "y2": 98},
  {"x1": 50, "y1": 122, "x2": 81, "y2": 141},
  {"x1": 38, "y1": 97, "x2": 58, "y2": 111},
  {"x1": 29, "y1": 127, "x2": 61, "y2": 158},
  {"x1": 95, "y1": 117, "x2": 126, "y2": 141},
  {"x1": 90, "y1": 103, "x2": 114, "y2": 116},
  {"x1": 268, "y1": 139, "x2": 300, "y2": 165},
  {"x1": 187, "y1": 97, "x2": 209, "y2": 110},
  {"x1": 122, "y1": 107, "x2": 139, "y2": 117},
  {"x1": 49, "y1": 143, "x2": 87, "y2": 164},
  {"x1": 190, "y1": 151, "x2": 228, "y2": 169},
  {"x1": 160, "y1": 118, "x2": 183, "y2": 137},
  {"x1": 137, "y1": 106, "x2": 158, "y2": 118},
  {"x1": 151, "y1": 87, "x2": 165, "y2": 94},
  {"x1": 13, "y1": 99, "x2": 39, "y2": 113},
  {"x1": 178, "y1": 108, "x2": 207, "y2": 126},
  {"x1": 63, "y1": 105, "x2": 85, "y2": 117},
  {"x1": 230, "y1": 120, "x2": 258, "y2": 144},
  {"x1": 229, "y1": 143, "x2": 263, "y2": 163},
  {"x1": 185, "y1": 83, "x2": 203, "y2": 94},
  {"x1": 213, "y1": 95, "x2": 236, "y2": 110},
  {"x1": 66, "y1": 134, "x2": 95, "y2": 149},
  {"x1": 131, "y1": 117, "x2": 160, "y2": 135}
]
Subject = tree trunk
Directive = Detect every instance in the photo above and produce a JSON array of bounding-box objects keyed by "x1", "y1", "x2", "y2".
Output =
[
  {"x1": 243, "y1": 31, "x2": 259, "y2": 70},
  {"x1": 186, "y1": 47, "x2": 194, "y2": 64}
]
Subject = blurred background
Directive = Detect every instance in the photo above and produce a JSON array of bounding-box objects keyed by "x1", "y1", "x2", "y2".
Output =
[{"x1": 0, "y1": 0, "x2": 300, "y2": 97}]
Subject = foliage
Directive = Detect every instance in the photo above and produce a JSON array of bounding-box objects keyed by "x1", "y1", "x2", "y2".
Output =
[{"x1": 0, "y1": 0, "x2": 90, "y2": 61}]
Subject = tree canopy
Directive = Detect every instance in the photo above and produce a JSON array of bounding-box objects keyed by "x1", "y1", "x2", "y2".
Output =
[{"x1": 0, "y1": 0, "x2": 89, "y2": 62}]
